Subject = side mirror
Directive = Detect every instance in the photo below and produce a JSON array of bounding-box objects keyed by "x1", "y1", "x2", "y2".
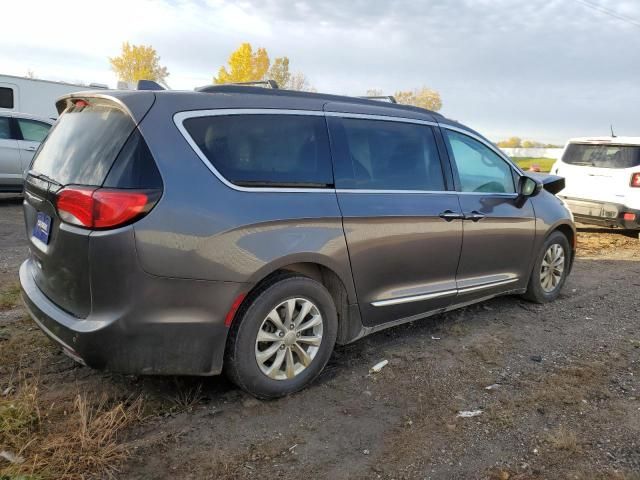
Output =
[{"x1": 518, "y1": 175, "x2": 542, "y2": 197}]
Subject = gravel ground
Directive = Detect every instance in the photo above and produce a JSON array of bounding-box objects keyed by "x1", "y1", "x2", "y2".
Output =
[{"x1": 1, "y1": 194, "x2": 639, "y2": 479}]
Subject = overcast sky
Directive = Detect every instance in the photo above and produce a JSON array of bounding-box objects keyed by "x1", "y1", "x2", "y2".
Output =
[{"x1": 2, "y1": 0, "x2": 639, "y2": 143}]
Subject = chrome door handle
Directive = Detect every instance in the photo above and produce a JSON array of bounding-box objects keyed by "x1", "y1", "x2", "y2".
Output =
[
  {"x1": 464, "y1": 211, "x2": 486, "y2": 222},
  {"x1": 439, "y1": 210, "x2": 465, "y2": 221},
  {"x1": 25, "y1": 146, "x2": 37, "y2": 151}
]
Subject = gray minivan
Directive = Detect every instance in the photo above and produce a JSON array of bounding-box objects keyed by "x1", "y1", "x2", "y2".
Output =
[{"x1": 20, "y1": 86, "x2": 575, "y2": 398}]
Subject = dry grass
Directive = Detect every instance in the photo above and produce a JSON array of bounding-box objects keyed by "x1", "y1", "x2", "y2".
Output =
[
  {"x1": 529, "y1": 361, "x2": 610, "y2": 407},
  {"x1": 0, "y1": 317, "x2": 51, "y2": 373},
  {"x1": 546, "y1": 426, "x2": 580, "y2": 452},
  {"x1": 0, "y1": 375, "x2": 144, "y2": 479},
  {"x1": 0, "y1": 282, "x2": 21, "y2": 310},
  {"x1": 167, "y1": 380, "x2": 204, "y2": 413}
]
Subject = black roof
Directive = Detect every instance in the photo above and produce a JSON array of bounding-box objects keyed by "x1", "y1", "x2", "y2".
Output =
[{"x1": 194, "y1": 85, "x2": 446, "y2": 120}]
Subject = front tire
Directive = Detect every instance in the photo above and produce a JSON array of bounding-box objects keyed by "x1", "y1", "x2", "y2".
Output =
[
  {"x1": 522, "y1": 231, "x2": 571, "y2": 303},
  {"x1": 224, "y1": 275, "x2": 338, "y2": 399}
]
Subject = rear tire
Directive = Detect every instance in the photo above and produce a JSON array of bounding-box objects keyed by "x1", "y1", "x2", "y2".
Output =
[
  {"x1": 522, "y1": 231, "x2": 571, "y2": 303},
  {"x1": 224, "y1": 275, "x2": 338, "y2": 399}
]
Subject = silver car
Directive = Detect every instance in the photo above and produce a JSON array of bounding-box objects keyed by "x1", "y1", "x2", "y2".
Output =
[{"x1": 0, "y1": 112, "x2": 53, "y2": 192}]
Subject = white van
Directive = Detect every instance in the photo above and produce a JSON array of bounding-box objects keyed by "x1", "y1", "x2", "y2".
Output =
[
  {"x1": 0, "y1": 74, "x2": 107, "y2": 119},
  {"x1": 550, "y1": 137, "x2": 640, "y2": 231}
]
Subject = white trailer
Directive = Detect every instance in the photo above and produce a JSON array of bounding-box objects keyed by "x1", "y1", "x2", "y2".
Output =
[{"x1": 0, "y1": 74, "x2": 108, "y2": 119}]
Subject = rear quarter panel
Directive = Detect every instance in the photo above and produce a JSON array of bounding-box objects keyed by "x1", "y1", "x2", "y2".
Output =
[{"x1": 131, "y1": 102, "x2": 357, "y2": 303}]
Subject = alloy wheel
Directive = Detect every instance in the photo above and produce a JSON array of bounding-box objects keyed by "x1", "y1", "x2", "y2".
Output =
[
  {"x1": 255, "y1": 298, "x2": 323, "y2": 380},
  {"x1": 540, "y1": 243, "x2": 565, "y2": 293}
]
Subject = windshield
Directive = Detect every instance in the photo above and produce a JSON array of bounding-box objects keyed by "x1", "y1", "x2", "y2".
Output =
[
  {"x1": 30, "y1": 100, "x2": 136, "y2": 186},
  {"x1": 562, "y1": 143, "x2": 640, "y2": 169}
]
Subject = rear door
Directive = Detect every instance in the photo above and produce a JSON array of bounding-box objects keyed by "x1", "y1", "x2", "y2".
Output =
[
  {"x1": 327, "y1": 114, "x2": 463, "y2": 327},
  {"x1": 441, "y1": 127, "x2": 535, "y2": 302},
  {"x1": 0, "y1": 115, "x2": 22, "y2": 188},
  {"x1": 23, "y1": 97, "x2": 153, "y2": 318}
]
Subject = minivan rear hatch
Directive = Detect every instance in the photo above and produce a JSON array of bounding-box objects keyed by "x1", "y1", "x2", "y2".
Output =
[{"x1": 23, "y1": 94, "x2": 158, "y2": 318}]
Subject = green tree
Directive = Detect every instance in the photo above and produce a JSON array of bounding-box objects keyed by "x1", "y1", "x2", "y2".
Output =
[
  {"x1": 109, "y1": 42, "x2": 169, "y2": 83},
  {"x1": 496, "y1": 137, "x2": 522, "y2": 148},
  {"x1": 214, "y1": 43, "x2": 270, "y2": 84}
]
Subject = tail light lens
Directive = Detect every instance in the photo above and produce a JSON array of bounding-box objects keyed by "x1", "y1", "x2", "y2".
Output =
[
  {"x1": 56, "y1": 187, "x2": 160, "y2": 229},
  {"x1": 631, "y1": 173, "x2": 640, "y2": 188}
]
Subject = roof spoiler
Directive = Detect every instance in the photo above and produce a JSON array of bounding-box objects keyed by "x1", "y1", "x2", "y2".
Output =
[
  {"x1": 196, "y1": 80, "x2": 279, "y2": 93},
  {"x1": 136, "y1": 80, "x2": 166, "y2": 91},
  {"x1": 358, "y1": 95, "x2": 397, "y2": 104}
]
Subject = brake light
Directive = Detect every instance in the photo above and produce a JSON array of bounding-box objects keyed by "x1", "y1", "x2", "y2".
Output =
[
  {"x1": 73, "y1": 99, "x2": 89, "y2": 108},
  {"x1": 623, "y1": 212, "x2": 636, "y2": 221},
  {"x1": 631, "y1": 173, "x2": 640, "y2": 188},
  {"x1": 56, "y1": 187, "x2": 159, "y2": 229}
]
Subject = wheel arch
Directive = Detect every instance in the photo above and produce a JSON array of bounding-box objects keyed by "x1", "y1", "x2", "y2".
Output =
[{"x1": 233, "y1": 256, "x2": 364, "y2": 345}]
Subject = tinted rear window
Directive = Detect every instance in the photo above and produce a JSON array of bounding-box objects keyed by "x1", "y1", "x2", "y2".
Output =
[
  {"x1": 183, "y1": 114, "x2": 333, "y2": 188},
  {"x1": 328, "y1": 117, "x2": 445, "y2": 191},
  {"x1": 31, "y1": 101, "x2": 136, "y2": 186},
  {"x1": 562, "y1": 143, "x2": 640, "y2": 169}
]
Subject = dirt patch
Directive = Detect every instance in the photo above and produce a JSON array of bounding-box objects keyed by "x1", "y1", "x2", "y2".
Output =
[{"x1": 1, "y1": 200, "x2": 639, "y2": 479}]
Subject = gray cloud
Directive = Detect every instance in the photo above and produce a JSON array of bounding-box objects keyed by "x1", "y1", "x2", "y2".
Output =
[{"x1": 5, "y1": 0, "x2": 640, "y2": 142}]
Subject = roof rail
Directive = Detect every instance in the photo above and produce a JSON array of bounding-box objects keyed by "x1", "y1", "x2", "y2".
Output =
[
  {"x1": 358, "y1": 95, "x2": 397, "y2": 104},
  {"x1": 136, "y1": 80, "x2": 165, "y2": 91}
]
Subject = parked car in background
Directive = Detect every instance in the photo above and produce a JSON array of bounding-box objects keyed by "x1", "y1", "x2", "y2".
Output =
[
  {"x1": 1, "y1": 74, "x2": 107, "y2": 119},
  {"x1": 551, "y1": 137, "x2": 640, "y2": 231},
  {"x1": 0, "y1": 112, "x2": 53, "y2": 192},
  {"x1": 20, "y1": 85, "x2": 575, "y2": 399}
]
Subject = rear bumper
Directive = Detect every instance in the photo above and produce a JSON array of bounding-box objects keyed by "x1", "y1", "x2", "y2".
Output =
[
  {"x1": 561, "y1": 197, "x2": 640, "y2": 229},
  {"x1": 20, "y1": 259, "x2": 247, "y2": 375}
]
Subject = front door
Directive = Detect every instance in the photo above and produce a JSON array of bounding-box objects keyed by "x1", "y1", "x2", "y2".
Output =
[
  {"x1": 441, "y1": 128, "x2": 536, "y2": 303},
  {"x1": 15, "y1": 117, "x2": 51, "y2": 178},
  {"x1": 328, "y1": 115, "x2": 464, "y2": 326}
]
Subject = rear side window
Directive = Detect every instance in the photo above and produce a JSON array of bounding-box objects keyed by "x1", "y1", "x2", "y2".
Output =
[
  {"x1": 328, "y1": 117, "x2": 445, "y2": 191},
  {"x1": 562, "y1": 143, "x2": 640, "y2": 169},
  {"x1": 31, "y1": 100, "x2": 138, "y2": 186},
  {"x1": 183, "y1": 114, "x2": 333, "y2": 188},
  {"x1": 0, "y1": 87, "x2": 13, "y2": 109},
  {"x1": 17, "y1": 118, "x2": 51, "y2": 142}
]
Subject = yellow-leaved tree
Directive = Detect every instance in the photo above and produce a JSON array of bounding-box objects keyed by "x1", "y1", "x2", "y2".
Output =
[
  {"x1": 214, "y1": 43, "x2": 270, "y2": 84},
  {"x1": 109, "y1": 42, "x2": 169, "y2": 84},
  {"x1": 394, "y1": 87, "x2": 442, "y2": 111},
  {"x1": 214, "y1": 43, "x2": 314, "y2": 91}
]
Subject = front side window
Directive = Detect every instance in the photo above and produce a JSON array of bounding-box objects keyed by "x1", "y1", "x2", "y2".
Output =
[
  {"x1": 328, "y1": 117, "x2": 445, "y2": 191},
  {"x1": 183, "y1": 114, "x2": 333, "y2": 188},
  {"x1": 0, "y1": 87, "x2": 13, "y2": 109},
  {"x1": 17, "y1": 119, "x2": 51, "y2": 142},
  {"x1": 0, "y1": 117, "x2": 10, "y2": 140},
  {"x1": 444, "y1": 130, "x2": 515, "y2": 193}
]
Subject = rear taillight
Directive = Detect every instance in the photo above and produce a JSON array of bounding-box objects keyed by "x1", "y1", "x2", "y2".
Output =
[
  {"x1": 56, "y1": 187, "x2": 160, "y2": 229},
  {"x1": 631, "y1": 173, "x2": 640, "y2": 188}
]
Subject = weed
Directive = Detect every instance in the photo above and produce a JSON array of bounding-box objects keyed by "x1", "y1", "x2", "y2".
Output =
[{"x1": 0, "y1": 283, "x2": 21, "y2": 310}]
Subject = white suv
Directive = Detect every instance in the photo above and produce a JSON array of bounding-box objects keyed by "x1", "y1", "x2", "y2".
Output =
[{"x1": 550, "y1": 137, "x2": 640, "y2": 231}]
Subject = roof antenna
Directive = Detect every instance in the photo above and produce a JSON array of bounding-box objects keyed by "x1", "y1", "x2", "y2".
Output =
[{"x1": 610, "y1": 124, "x2": 616, "y2": 138}]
